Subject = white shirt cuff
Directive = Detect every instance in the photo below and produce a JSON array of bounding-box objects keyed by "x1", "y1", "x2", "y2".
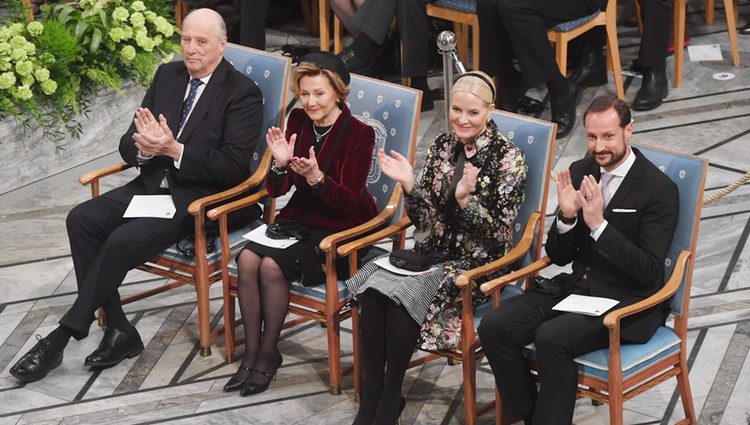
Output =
[
  {"x1": 136, "y1": 150, "x2": 153, "y2": 165},
  {"x1": 557, "y1": 217, "x2": 577, "y2": 234},
  {"x1": 173, "y1": 144, "x2": 184, "y2": 169},
  {"x1": 590, "y1": 220, "x2": 608, "y2": 241}
]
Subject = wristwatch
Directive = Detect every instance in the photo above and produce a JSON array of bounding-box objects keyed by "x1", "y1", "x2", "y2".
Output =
[
  {"x1": 307, "y1": 172, "x2": 325, "y2": 187},
  {"x1": 271, "y1": 160, "x2": 288, "y2": 175},
  {"x1": 557, "y1": 210, "x2": 577, "y2": 225}
]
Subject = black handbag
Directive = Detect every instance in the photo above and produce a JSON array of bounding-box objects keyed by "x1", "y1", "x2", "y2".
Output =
[
  {"x1": 265, "y1": 222, "x2": 310, "y2": 240},
  {"x1": 389, "y1": 250, "x2": 446, "y2": 272},
  {"x1": 531, "y1": 275, "x2": 574, "y2": 299}
]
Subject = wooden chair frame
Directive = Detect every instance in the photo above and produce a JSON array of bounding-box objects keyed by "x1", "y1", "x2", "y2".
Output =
[
  {"x1": 211, "y1": 76, "x2": 423, "y2": 395},
  {"x1": 546, "y1": 0, "x2": 624, "y2": 99},
  {"x1": 338, "y1": 110, "x2": 557, "y2": 425},
  {"x1": 480, "y1": 144, "x2": 708, "y2": 425},
  {"x1": 79, "y1": 46, "x2": 291, "y2": 357}
]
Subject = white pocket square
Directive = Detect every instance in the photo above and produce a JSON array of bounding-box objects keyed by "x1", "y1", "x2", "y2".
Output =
[{"x1": 612, "y1": 208, "x2": 637, "y2": 213}]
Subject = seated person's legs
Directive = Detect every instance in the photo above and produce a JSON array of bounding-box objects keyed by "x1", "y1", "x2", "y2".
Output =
[
  {"x1": 632, "y1": 0, "x2": 671, "y2": 111},
  {"x1": 569, "y1": 28, "x2": 608, "y2": 89}
]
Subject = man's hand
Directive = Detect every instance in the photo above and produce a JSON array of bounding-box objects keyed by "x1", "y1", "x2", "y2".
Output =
[
  {"x1": 555, "y1": 169, "x2": 582, "y2": 219},
  {"x1": 577, "y1": 174, "x2": 605, "y2": 230},
  {"x1": 455, "y1": 163, "x2": 479, "y2": 208},
  {"x1": 132, "y1": 108, "x2": 182, "y2": 160}
]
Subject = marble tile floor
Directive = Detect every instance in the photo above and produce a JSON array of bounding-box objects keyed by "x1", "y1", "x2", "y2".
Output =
[{"x1": 2, "y1": 2, "x2": 750, "y2": 423}]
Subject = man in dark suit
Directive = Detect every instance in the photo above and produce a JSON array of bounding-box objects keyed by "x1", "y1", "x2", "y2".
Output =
[
  {"x1": 10, "y1": 9, "x2": 263, "y2": 383},
  {"x1": 478, "y1": 95, "x2": 679, "y2": 425}
]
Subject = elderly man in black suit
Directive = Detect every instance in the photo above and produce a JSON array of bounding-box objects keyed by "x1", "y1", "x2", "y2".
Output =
[
  {"x1": 10, "y1": 8, "x2": 263, "y2": 383},
  {"x1": 478, "y1": 95, "x2": 679, "y2": 425}
]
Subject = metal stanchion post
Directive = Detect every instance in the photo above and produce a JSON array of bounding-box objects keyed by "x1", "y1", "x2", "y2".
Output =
[{"x1": 437, "y1": 31, "x2": 468, "y2": 125}]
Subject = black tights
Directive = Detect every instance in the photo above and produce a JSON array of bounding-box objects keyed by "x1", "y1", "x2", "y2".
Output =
[
  {"x1": 354, "y1": 289, "x2": 421, "y2": 425},
  {"x1": 236, "y1": 249, "x2": 289, "y2": 385}
]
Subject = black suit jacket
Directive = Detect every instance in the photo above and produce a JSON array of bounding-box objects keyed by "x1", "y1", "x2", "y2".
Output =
[
  {"x1": 114, "y1": 58, "x2": 263, "y2": 213},
  {"x1": 545, "y1": 148, "x2": 679, "y2": 342}
]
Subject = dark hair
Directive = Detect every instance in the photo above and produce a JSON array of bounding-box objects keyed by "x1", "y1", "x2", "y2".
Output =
[{"x1": 583, "y1": 95, "x2": 631, "y2": 128}]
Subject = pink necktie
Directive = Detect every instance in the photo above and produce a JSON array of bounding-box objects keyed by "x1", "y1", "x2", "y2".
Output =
[{"x1": 600, "y1": 172, "x2": 615, "y2": 208}]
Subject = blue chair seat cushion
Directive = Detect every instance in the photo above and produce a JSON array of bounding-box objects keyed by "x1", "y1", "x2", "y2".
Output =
[
  {"x1": 551, "y1": 11, "x2": 601, "y2": 32},
  {"x1": 524, "y1": 326, "x2": 681, "y2": 381},
  {"x1": 433, "y1": 0, "x2": 476, "y2": 14},
  {"x1": 155, "y1": 220, "x2": 263, "y2": 268}
]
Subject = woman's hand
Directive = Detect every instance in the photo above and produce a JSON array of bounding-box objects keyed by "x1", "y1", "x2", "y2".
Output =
[
  {"x1": 377, "y1": 148, "x2": 415, "y2": 193},
  {"x1": 455, "y1": 163, "x2": 479, "y2": 208},
  {"x1": 290, "y1": 146, "x2": 323, "y2": 181},
  {"x1": 266, "y1": 126, "x2": 296, "y2": 167}
]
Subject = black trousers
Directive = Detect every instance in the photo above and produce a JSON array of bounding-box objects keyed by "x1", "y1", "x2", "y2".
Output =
[
  {"x1": 240, "y1": 0, "x2": 270, "y2": 50},
  {"x1": 60, "y1": 182, "x2": 192, "y2": 339},
  {"x1": 477, "y1": 291, "x2": 610, "y2": 425},
  {"x1": 477, "y1": 0, "x2": 606, "y2": 88},
  {"x1": 636, "y1": 0, "x2": 671, "y2": 68},
  {"x1": 350, "y1": 0, "x2": 430, "y2": 77}
]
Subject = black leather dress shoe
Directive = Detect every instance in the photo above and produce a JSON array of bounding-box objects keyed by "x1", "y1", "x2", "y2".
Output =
[
  {"x1": 84, "y1": 326, "x2": 144, "y2": 368},
  {"x1": 10, "y1": 335, "x2": 64, "y2": 383},
  {"x1": 740, "y1": 22, "x2": 750, "y2": 35},
  {"x1": 337, "y1": 47, "x2": 374, "y2": 75},
  {"x1": 569, "y1": 51, "x2": 608, "y2": 88},
  {"x1": 632, "y1": 64, "x2": 668, "y2": 111},
  {"x1": 550, "y1": 82, "x2": 582, "y2": 139}
]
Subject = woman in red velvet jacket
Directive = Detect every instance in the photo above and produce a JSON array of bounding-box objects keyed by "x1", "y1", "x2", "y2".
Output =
[{"x1": 223, "y1": 52, "x2": 377, "y2": 397}]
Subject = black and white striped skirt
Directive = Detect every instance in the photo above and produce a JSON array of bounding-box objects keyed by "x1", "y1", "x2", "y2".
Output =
[{"x1": 346, "y1": 254, "x2": 445, "y2": 325}]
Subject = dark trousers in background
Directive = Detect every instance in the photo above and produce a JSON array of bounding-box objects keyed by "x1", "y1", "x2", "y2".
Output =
[
  {"x1": 636, "y1": 0, "x2": 671, "y2": 68},
  {"x1": 478, "y1": 291, "x2": 610, "y2": 425},
  {"x1": 350, "y1": 0, "x2": 430, "y2": 77},
  {"x1": 60, "y1": 183, "x2": 191, "y2": 339},
  {"x1": 477, "y1": 0, "x2": 606, "y2": 88},
  {"x1": 240, "y1": 0, "x2": 270, "y2": 50}
]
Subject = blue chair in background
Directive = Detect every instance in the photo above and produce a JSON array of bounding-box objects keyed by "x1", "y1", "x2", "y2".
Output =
[
  {"x1": 340, "y1": 109, "x2": 556, "y2": 425},
  {"x1": 80, "y1": 44, "x2": 291, "y2": 357},
  {"x1": 481, "y1": 144, "x2": 708, "y2": 424},
  {"x1": 213, "y1": 75, "x2": 422, "y2": 394}
]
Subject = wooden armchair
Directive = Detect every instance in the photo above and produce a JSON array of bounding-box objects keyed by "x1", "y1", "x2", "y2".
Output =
[
  {"x1": 211, "y1": 75, "x2": 422, "y2": 394},
  {"x1": 339, "y1": 110, "x2": 557, "y2": 425},
  {"x1": 79, "y1": 44, "x2": 291, "y2": 356},
  {"x1": 480, "y1": 144, "x2": 709, "y2": 424}
]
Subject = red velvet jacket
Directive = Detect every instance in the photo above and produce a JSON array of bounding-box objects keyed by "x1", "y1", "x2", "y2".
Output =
[{"x1": 267, "y1": 105, "x2": 378, "y2": 231}]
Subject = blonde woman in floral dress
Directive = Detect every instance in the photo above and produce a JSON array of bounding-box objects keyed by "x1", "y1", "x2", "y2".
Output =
[{"x1": 347, "y1": 71, "x2": 527, "y2": 425}]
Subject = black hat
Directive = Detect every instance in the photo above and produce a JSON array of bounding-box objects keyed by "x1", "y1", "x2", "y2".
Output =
[{"x1": 299, "y1": 51, "x2": 351, "y2": 86}]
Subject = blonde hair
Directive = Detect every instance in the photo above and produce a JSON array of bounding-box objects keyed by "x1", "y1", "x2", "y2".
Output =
[
  {"x1": 451, "y1": 71, "x2": 495, "y2": 105},
  {"x1": 292, "y1": 62, "x2": 350, "y2": 102}
]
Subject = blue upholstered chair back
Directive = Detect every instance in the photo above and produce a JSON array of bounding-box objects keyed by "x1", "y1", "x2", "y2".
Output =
[
  {"x1": 433, "y1": 0, "x2": 476, "y2": 13},
  {"x1": 223, "y1": 44, "x2": 292, "y2": 170},
  {"x1": 346, "y1": 75, "x2": 422, "y2": 224},
  {"x1": 491, "y1": 110, "x2": 556, "y2": 265},
  {"x1": 631, "y1": 144, "x2": 708, "y2": 316}
]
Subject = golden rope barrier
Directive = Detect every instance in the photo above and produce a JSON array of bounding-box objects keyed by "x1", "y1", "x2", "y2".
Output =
[{"x1": 703, "y1": 171, "x2": 750, "y2": 206}]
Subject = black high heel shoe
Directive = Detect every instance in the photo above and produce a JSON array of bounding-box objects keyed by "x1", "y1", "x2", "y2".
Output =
[
  {"x1": 223, "y1": 364, "x2": 252, "y2": 392},
  {"x1": 239, "y1": 352, "x2": 283, "y2": 396}
]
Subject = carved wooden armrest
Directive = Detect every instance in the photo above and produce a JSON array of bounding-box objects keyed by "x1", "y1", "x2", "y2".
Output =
[
  {"x1": 603, "y1": 250, "x2": 690, "y2": 329},
  {"x1": 479, "y1": 256, "x2": 552, "y2": 293},
  {"x1": 79, "y1": 162, "x2": 132, "y2": 185},
  {"x1": 456, "y1": 212, "x2": 540, "y2": 288}
]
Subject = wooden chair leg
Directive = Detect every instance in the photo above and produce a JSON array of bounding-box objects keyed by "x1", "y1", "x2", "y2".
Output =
[
  {"x1": 333, "y1": 15, "x2": 343, "y2": 54},
  {"x1": 677, "y1": 352, "x2": 697, "y2": 423},
  {"x1": 319, "y1": 0, "x2": 330, "y2": 51},
  {"x1": 461, "y1": 351, "x2": 478, "y2": 425},
  {"x1": 326, "y1": 311, "x2": 342, "y2": 395},
  {"x1": 723, "y1": 0, "x2": 740, "y2": 66},
  {"x1": 352, "y1": 306, "x2": 362, "y2": 402},
  {"x1": 223, "y1": 291, "x2": 236, "y2": 363},
  {"x1": 706, "y1": 0, "x2": 715, "y2": 24},
  {"x1": 471, "y1": 19, "x2": 480, "y2": 70},
  {"x1": 674, "y1": 0, "x2": 686, "y2": 87},
  {"x1": 605, "y1": 11, "x2": 624, "y2": 99},
  {"x1": 555, "y1": 37, "x2": 568, "y2": 77}
]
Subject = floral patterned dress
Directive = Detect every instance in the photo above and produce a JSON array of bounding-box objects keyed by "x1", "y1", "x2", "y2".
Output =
[{"x1": 347, "y1": 120, "x2": 527, "y2": 351}]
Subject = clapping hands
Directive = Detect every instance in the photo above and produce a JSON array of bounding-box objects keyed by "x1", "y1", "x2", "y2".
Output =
[
  {"x1": 132, "y1": 108, "x2": 181, "y2": 159},
  {"x1": 377, "y1": 148, "x2": 415, "y2": 193}
]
